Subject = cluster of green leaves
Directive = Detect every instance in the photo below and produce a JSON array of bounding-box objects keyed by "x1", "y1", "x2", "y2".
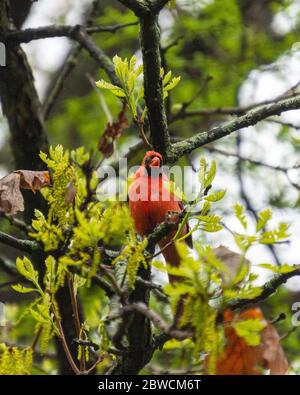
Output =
[
  {"x1": 96, "y1": 55, "x2": 144, "y2": 120},
  {"x1": 9, "y1": 145, "x2": 149, "y2": 364},
  {"x1": 153, "y1": 242, "x2": 225, "y2": 374},
  {"x1": 174, "y1": 158, "x2": 225, "y2": 243},
  {"x1": 150, "y1": 158, "x2": 290, "y2": 373},
  {"x1": 96, "y1": 55, "x2": 180, "y2": 122},
  {"x1": 112, "y1": 232, "x2": 148, "y2": 289},
  {"x1": 30, "y1": 146, "x2": 91, "y2": 250},
  {"x1": 231, "y1": 317, "x2": 266, "y2": 347},
  {"x1": 151, "y1": 236, "x2": 279, "y2": 373},
  {"x1": 12, "y1": 256, "x2": 58, "y2": 353},
  {"x1": 233, "y1": 204, "x2": 290, "y2": 251},
  {"x1": 0, "y1": 344, "x2": 32, "y2": 375}
]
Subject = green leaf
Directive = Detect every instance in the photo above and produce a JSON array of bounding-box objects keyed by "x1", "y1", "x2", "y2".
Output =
[
  {"x1": 205, "y1": 160, "x2": 216, "y2": 189},
  {"x1": 232, "y1": 318, "x2": 266, "y2": 346},
  {"x1": 11, "y1": 284, "x2": 37, "y2": 294},
  {"x1": 199, "y1": 157, "x2": 207, "y2": 188},
  {"x1": 256, "y1": 209, "x2": 272, "y2": 232},
  {"x1": 16, "y1": 257, "x2": 38, "y2": 284},
  {"x1": 95, "y1": 80, "x2": 126, "y2": 97},
  {"x1": 205, "y1": 189, "x2": 226, "y2": 202},
  {"x1": 30, "y1": 309, "x2": 49, "y2": 324},
  {"x1": 163, "y1": 70, "x2": 172, "y2": 85},
  {"x1": 129, "y1": 55, "x2": 137, "y2": 70},
  {"x1": 234, "y1": 203, "x2": 247, "y2": 229},
  {"x1": 164, "y1": 76, "x2": 181, "y2": 92},
  {"x1": 259, "y1": 263, "x2": 297, "y2": 274},
  {"x1": 237, "y1": 287, "x2": 262, "y2": 299}
]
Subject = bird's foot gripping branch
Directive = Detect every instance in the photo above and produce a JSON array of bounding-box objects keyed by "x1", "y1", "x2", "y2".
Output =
[{"x1": 0, "y1": 145, "x2": 298, "y2": 375}]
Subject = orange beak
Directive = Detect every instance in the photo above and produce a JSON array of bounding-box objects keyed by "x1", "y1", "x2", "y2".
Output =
[{"x1": 150, "y1": 157, "x2": 160, "y2": 167}]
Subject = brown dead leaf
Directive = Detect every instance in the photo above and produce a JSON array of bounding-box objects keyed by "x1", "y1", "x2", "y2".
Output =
[
  {"x1": 258, "y1": 321, "x2": 289, "y2": 374},
  {"x1": 0, "y1": 173, "x2": 24, "y2": 215},
  {"x1": 213, "y1": 245, "x2": 249, "y2": 285},
  {"x1": 98, "y1": 105, "x2": 128, "y2": 158},
  {"x1": 16, "y1": 170, "x2": 51, "y2": 192},
  {"x1": 65, "y1": 180, "x2": 77, "y2": 206},
  {"x1": 0, "y1": 170, "x2": 50, "y2": 215}
]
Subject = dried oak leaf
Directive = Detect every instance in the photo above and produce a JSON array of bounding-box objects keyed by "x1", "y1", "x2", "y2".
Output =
[
  {"x1": 0, "y1": 170, "x2": 50, "y2": 215},
  {"x1": 214, "y1": 308, "x2": 288, "y2": 375},
  {"x1": 0, "y1": 173, "x2": 24, "y2": 215},
  {"x1": 258, "y1": 320, "x2": 289, "y2": 375},
  {"x1": 65, "y1": 180, "x2": 77, "y2": 206},
  {"x1": 214, "y1": 245, "x2": 250, "y2": 285},
  {"x1": 16, "y1": 170, "x2": 50, "y2": 192},
  {"x1": 98, "y1": 105, "x2": 128, "y2": 158}
]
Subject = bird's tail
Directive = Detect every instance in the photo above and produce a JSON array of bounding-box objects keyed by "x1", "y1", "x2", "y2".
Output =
[{"x1": 158, "y1": 227, "x2": 191, "y2": 327}]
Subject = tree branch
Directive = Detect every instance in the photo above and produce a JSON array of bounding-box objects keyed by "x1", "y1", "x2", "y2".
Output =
[
  {"x1": 228, "y1": 266, "x2": 300, "y2": 311},
  {"x1": 236, "y1": 133, "x2": 281, "y2": 266},
  {"x1": 6, "y1": 22, "x2": 138, "y2": 44},
  {"x1": 170, "y1": 92, "x2": 300, "y2": 122},
  {"x1": 74, "y1": 28, "x2": 121, "y2": 87},
  {"x1": 110, "y1": 302, "x2": 192, "y2": 340},
  {"x1": 0, "y1": 0, "x2": 49, "y2": 223},
  {"x1": 0, "y1": 231, "x2": 40, "y2": 253},
  {"x1": 43, "y1": 1, "x2": 113, "y2": 120},
  {"x1": 152, "y1": 0, "x2": 170, "y2": 12},
  {"x1": 139, "y1": 14, "x2": 170, "y2": 157},
  {"x1": 117, "y1": 0, "x2": 151, "y2": 16},
  {"x1": 43, "y1": 46, "x2": 81, "y2": 120},
  {"x1": 170, "y1": 94, "x2": 300, "y2": 162}
]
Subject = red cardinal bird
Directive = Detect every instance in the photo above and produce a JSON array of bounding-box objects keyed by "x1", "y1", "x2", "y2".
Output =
[{"x1": 129, "y1": 151, "x2": 193, "y2": 319}]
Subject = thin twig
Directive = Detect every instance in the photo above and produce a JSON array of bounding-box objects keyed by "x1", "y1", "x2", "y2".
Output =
[
  {"x1": 236, "y1": 133, "x2": 281, "y2": 266},
  {"x1": 31, "y1": 326, "x2": 42, "y2": 352},
  {"x1": 86, "y1": 72, "x2": 113, "y2": 124},
  {"x1": 54, "y1": 314, "x2": 81, "y2": 375},
  {"x1": 67, "y1": 275, "x2": 85, "y2": 372},
  {"x1": 43, "y1": 46, "x2": 81, "y2": 119},
  {"x1": 170, "y1": 91, "x2": 300, "y2": 122},
  {"x1": 107, "y1": 302, "x2": 193, "y2": 340}
]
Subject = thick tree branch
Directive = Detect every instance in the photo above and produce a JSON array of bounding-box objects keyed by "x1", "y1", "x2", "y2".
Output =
[
  {"x1": 117, "y1": 0, "x2": 151, "y2": 16},
  {"x1": 139, "y1": 13, "x2": 170, "y2": 156},
  {"x1": 0, "y1": 0, "x2": 48, "y2": 223},
  {"x1": 0, "y1": 231, "x2": 39, "y2": 253},
  {"x1": 170, "y1": 94, "x2": 300, "y2": 162},
  {"x1": 118, "y1": 0, "x2": 169, "y2": 14},
  {"x1": 74, "y1": 29, "x2": 121, "y2": 87}
]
